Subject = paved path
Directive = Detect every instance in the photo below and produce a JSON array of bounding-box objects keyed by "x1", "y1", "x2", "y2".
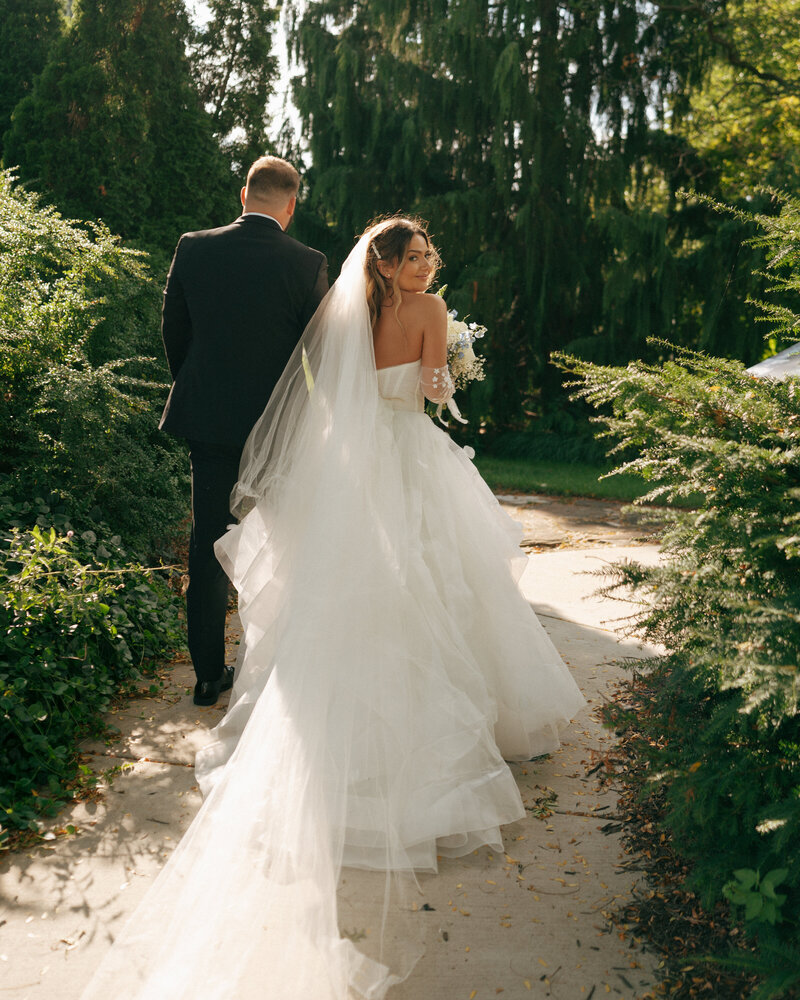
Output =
[
  {"x1": 1, "y1": 497, "x2": 665, "y2": 1000},
  {"x1": 496, "y1": 492, "x2": 666, "y2": 551}
]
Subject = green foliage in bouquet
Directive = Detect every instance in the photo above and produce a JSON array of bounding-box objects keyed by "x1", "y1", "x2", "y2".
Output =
[
  {"x1": 553, "y1": 191, "x2": 800, "y2": 996},
  {"x1": 0, "y1": 496, "x2": 183, "y2": 844},
  {"x1": 0, "y1": 171, "x2": 187, "y2": 550}
]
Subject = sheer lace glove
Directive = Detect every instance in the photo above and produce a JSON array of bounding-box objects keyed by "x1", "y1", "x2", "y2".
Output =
[
  {"x1": 421, "y1": 365, "x2": 455, "y2": 404},
  {"x1": 421, "y1": 365, "x2": 468, "y2": 425}
]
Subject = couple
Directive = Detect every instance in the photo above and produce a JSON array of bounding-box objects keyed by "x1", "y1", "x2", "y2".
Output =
[{"x1": 81, "y1": 157, "x2": 586, "y2": 999}]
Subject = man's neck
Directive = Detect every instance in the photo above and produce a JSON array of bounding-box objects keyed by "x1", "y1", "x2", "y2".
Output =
[{"x1": 243, "y1": 210, "x2": 283, "y2": 230}]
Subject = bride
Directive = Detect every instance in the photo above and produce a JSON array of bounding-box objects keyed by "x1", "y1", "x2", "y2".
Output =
[{"x1": 81, "y1": 217, "x2": 585, "y2": 999}]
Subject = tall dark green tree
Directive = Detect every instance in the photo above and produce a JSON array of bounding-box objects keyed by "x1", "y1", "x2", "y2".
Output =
[
  {"x1": 191, "y1": 0, "x2": 279, "y2": 175},
  {"x1": 4, "y1": 0, "x2": 233, "y2": 252},
  {"x1": 0, "y1": 0, "x2": 62, "y2": 163},
  {"x1": 286, "y1": 0, "x2": 769, "y2": 429}
]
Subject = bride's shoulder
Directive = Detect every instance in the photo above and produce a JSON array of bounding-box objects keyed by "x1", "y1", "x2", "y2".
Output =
[{"x1": 407, "y1": 293, "x2": 447, "y2": 321}]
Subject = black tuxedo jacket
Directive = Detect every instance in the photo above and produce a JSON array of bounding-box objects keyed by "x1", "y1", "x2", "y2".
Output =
[{"x1": 158, "y1": 214, "x2": 328, "y2": 450}]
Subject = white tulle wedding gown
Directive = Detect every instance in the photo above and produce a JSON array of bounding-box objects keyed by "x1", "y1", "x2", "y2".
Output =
[{"x1": 80, "y1": 231, "x2": 585, "y2": 1000}]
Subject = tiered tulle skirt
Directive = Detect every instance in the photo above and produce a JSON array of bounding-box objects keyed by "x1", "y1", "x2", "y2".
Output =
[{"x1": 80, "y1": 402, "x2": 585, "y2": 1000}]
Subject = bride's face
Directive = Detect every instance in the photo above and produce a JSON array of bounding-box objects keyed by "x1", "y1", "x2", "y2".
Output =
[{"x1": 393, "y1": 234, "x2": 434, "y2": 293}]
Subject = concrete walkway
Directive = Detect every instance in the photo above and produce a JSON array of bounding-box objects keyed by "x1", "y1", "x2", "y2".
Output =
[{"x1": 1, "y1": 498, "x2": 665, "y2": 1000}]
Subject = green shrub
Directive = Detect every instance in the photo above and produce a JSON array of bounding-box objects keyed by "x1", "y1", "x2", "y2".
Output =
[
  {"x1": 550, "y1": 181, "x2": 800, "y2": 1000},
  {"x1": 0, "y1": 169, "x2": 188, "y2": 552},
  {"x1": 554, "y1": 341, "x2": 800, "y2": 994},
  {"x1": 0, "y1": 496, "x2": 184, "y2": 844},
  {"x1": 0, "y1": 173, "x2": 190, "y2": 845}
]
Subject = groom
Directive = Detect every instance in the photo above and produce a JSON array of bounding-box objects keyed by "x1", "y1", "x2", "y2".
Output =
[{"x1": 159, "y1": 156, "x2": 328, "y2": 706}]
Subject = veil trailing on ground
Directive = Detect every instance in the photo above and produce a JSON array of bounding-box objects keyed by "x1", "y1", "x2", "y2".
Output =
[{"x1": 80, "y1": 229, "x2": 429, "y2": 1000}]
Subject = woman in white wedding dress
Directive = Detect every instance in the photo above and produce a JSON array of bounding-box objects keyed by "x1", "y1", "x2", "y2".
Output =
[{"x1": 81, "y1": 217, "x2": 585, "y2": 1000}]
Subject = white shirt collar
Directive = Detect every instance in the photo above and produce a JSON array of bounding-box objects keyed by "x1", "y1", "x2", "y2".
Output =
[{"x1": 242, "y1": 211, "x2": 283, "y2": 229}]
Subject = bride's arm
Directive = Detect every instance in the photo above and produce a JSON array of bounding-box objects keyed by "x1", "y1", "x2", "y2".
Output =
[{"x1": 419, "y1": 296, "x2": 455, "y2": 403}]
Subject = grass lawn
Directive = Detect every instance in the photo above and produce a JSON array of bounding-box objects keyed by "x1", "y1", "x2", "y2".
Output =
[{"x1": 474, "y1": 455, "x2": 649, "y2": 502}]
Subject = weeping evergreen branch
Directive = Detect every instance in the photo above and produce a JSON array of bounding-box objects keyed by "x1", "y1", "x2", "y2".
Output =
[
  {"x1": 286, "y1": 0, "x2": 747, "y2": 430},
  {"x1": 685, "y1": 188, "x2": 800, "y2": 347}
]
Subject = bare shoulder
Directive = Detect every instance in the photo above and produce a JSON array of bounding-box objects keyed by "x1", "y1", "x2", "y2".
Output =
[
  {"x1": 406, "y1": 292, "x2": 447, "y2": 325},
  {"x1": 418, "y1": 293, "x2": 447, "y2": 317}
]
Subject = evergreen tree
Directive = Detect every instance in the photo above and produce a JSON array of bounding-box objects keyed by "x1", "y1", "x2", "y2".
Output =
[
  {"x1": 681, "y1": 0, "x2": 800, "y2": 195},
  {"x1": 191, "y1": 0, "x2": 279, "y2": 175},
  {"x1": 286, "y1": 0, "x2": 729, "y2": 429},
  {"x1": 4, "y1": 0, "x2": 233, "y2": 252},
  {"x1": 0, "y1": 0, "x2": 62, "y2": 162}
]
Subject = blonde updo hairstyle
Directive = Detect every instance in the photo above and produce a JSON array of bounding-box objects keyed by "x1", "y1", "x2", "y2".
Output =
[{"x1": 362, "y1": 216, "x2": 441, "y2": 329}]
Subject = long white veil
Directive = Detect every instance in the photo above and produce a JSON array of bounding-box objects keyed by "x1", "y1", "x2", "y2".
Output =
[
  {"x1": 230, "y1": 226, "x2": 378, "y2": 520},
  {"x1": 80, "y1": 229, "x2": 433, "y2": 999}
]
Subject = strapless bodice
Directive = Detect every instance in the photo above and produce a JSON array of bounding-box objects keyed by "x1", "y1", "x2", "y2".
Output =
[{"x1": 376, "y1": 359, "x2": 424, "y2": 412}]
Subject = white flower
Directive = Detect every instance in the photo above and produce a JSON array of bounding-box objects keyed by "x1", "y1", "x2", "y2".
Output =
[{"x1": 443, "y1": 306, "x2": 487, "y2": 391}]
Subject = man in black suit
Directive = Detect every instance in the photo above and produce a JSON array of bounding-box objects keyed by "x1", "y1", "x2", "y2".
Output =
[{"x1": 159, "y1": 156, "x2": 328, "y2": 706}]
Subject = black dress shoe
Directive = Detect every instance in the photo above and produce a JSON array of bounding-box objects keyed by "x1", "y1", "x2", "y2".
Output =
[{"x1": 193, "y1": 665, "x2": 235, "y2": 706}]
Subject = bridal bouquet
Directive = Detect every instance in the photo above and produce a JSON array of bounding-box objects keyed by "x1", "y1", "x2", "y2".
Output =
[
  {"x1": 429, "y1": 290, "x2": 487, "y2": 429},
  {"x1": 437, "y1": 286, "x2": 487, "y2": 391},
  {"x1": 446, "y1": 308, "x2": 487, "y2": 391}
]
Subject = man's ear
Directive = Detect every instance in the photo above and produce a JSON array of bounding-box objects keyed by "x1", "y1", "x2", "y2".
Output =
[
  {"x1": 287, "y1": 195, "x2": 297, "y2": 216},
  {"x1": 240, "y1": 187, "x2": 247, "y2": 208}
]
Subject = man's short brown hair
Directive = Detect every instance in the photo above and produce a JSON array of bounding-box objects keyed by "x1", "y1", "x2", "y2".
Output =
[{"x1": 245, "y1": 156, "x2": 300, "y2": 203}]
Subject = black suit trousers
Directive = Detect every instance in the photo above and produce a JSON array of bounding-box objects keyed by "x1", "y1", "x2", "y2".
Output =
[{"x1": 186, "y1": 440, "x2": 241, "y2": 683}]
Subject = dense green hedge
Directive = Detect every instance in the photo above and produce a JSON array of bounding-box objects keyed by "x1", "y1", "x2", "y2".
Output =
[
  {"x1": 1, "y1": 496, "x2": 183, "y2": 838},
  {"x1": 555, "y1": 192, "x2": 800, "y2": 998},
  {"x1": 558, "y1": 345, "x2": 800, "y2": 873},
  {"x1": 0, "y1": 171, "x2": 188, "y2": 548},
  {"x1": 0, "y1": 173, "x2": 188, "y2": 845},
  {"x1": 556, "y1": 217, "x2": 800, "y2": 998},
  {"x1": 569, "y1": 351, "x2": 800, "y2": 995}
]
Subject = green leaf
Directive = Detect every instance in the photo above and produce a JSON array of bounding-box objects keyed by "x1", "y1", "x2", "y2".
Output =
[
  {"x1": 745, "y1": 894, "x2": 764, "y2": 921},
  {"x1": 760, "y1": 868, "x2": 789, "y2": 895},
  {"x1": 733, "y1": 868, "x2": 759, "y2": 891}
]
